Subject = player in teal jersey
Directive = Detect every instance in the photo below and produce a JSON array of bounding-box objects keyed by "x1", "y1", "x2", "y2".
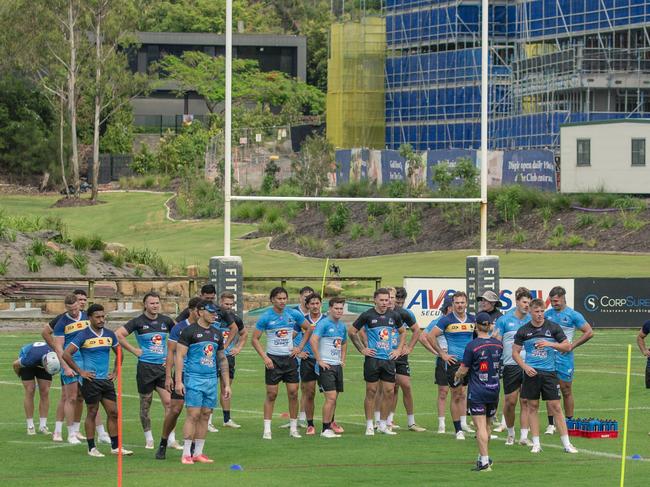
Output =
[
  {"x1": 637, "y1": 319, "x2": 650, "y2": 435},
  {"x1": 63, "y1": 304, "x2": 133, "y2": 458},
  {"x1": 300, "y1": 293, "x2": 326, "y2": 435},
  {"x1": 543, "y1": 286, "x2": 594, "y2": 435}
]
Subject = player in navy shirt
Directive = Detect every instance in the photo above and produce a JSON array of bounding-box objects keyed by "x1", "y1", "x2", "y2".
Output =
[
  {"x1": 637, "y1": 319, "x2": 650, "y2": 435},
  {"x1": 252, "y1": 287, "x2": 311, "y2": 440},
  {"x1": 155, "y1": 297, "x2": 202, "y2": 460},
  {"x1": 13, "y1": 341, "x2": 59, "y2": 435},
  {"x1": 116, "y1": 291, "x2": 175, "y2": 449},
  {"x1": 63, "y1": 303, "x2": 133, "y2": 457},
  {"x1": 175, "y1": 300, "x2": 230, "y2": 465},
  {"x1": 349, "y1": 288, "x2": 405, "y2": 436},
  {"x1": 455, "y1": 312, "x2": 503, "y2": 472},
  {"x1": 513, "y1": 299, "x2": 576, "y2": 454}
]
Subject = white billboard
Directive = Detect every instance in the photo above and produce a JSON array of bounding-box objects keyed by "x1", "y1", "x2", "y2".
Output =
[{"x1": 403, "y1": 277, "x2": 575, "y2": 328}]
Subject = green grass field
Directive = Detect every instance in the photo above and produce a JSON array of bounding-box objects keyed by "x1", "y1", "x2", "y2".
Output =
[{"x1": 0, "y1": 329, "x2": 648, "y2": 486}]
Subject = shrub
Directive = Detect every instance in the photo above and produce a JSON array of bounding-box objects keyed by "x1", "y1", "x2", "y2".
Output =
[
  {"x1": 123, "y1": 247, "x2": 169, "y2": 276},
  {"x1": 567, "y1": 234, "x2": 585, "y2": 247},
  {"x1": 259, "y1": 216, "x2": 291, "y2": 235},
  {"x1": 547, "y1": 236, "x2": 565, "y2": 248},
  {"x1": 349, "y1": 223, "x2": 364, "y2": 240},
  {"x1": 0, "y1": 255, "x2": 9, "y2": 275},
  {"x1": 622, "y1": 213, "x2": 646, "y2": 231},
  {"x1": 549, "y1": 193, "x2": 572, "y2": 212},
  {"x1": 512, "y1": 229, "x2": 527, "y2": 245},
  {"x1": 51, "y1": 251, "x2": 68, "y2": 267},
  {"x1": 88, "y1": 236, "x2": 106, "y2": 251},
  {"x1": 26, "y1": 255, "x2": 41, "y2": 273},
  {"x1": 597, "y1": 215, "x2": 616, "y2": 229},
  {"x1": 295, "y1": 235, "x2": 326, "y2": 253},
  {"x1": 367, "y1": 202, "x2": 389, "y2": 218},
  {"x1": 575, "y1": 214, "x2": 595, "y2": 229},
  {"x1": 494, "y1": 186, "x2": 522, "y2": 225},
  {"x1": 72, "y1": 236, "x2": 91, "y2": 251},
  {"x1": 335, "y1": 180, "x2": 375, "y2": 198},
  {"x1": 326, "y1": 204, "x2": 350, "y2": 235},
  {"x1": 29, "y1": 239, "x2": 48, "y2": 256},
  {"x1": 233, "y1": 202, "x2": 266, "y2": 221},
  {"x1": 72, "y1": 253, "x2": 88, "y2": 275},
  {"x1": 552, "y1": 224, "x2": 565, "y2": 238},
  {"x1": 403, "y1": 212, "x2": 422, "y2": 243}
]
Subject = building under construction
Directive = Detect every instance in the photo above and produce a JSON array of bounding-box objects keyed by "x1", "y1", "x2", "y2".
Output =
[{"x1": 384, "y1": 0, "x2": 650, "y2": 152}]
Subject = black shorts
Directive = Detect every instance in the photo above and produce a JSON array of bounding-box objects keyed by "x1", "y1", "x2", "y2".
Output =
[
  {"x1": 502, "y1": 364, "x2": 524, "y2": 395},
  {"x1": 300, "y1": 357, "x2": 318, "y2": 382},
  {"x1": 434, "y1": 357, "x2": 447, "y2": 386},
  {"x1": 80, "y1": 378, "x2": 116, "y2": 405},
  {"x1": 226, "y1": 355, "x2": 236, "y2": 381},
  {"x1": 469, "y1": 400, "x2": 498, "y2": 417},
  {"x1": 645, "y1": 362, "x2": 650, "y2": 389},
  {"x1": 395, "y1": 355, "x2": 410, "y2": 376},
  {"x1": 19, "y1": 366, "x2": 52, "y2": 382},
  {"x1": 521, "y1": 370, "x2": 561, "y2": 401},
  {"x1": 445, "y1": 362, "x2": 469, "y2": 388},
  {"x1": 136, "y1": 362, "x2": 166, "y2": 394},
  {"x1": 363, "y1": 357, "x2": 396, "y2": 383},
  {"x1": 265, "y1": 354, "x2": 299, "y2": 385},
  {"x1": 170, "y1": 372, "x2": 184, "y2": 401},
  {"x1": 318, "y1": 364, "x2": 344, "y2": 392}
]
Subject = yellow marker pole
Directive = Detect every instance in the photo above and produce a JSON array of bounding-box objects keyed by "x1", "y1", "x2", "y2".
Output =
[
  {"x1": 320, "y1": 257, "x2": 330, "y2": 297},
  {"x1": 619, "y1": 344, "x2": 632, "y2": 487}
]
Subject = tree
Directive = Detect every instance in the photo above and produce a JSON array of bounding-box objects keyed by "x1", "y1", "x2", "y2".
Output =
[{"x1": 291, "y1": 134, "x2": 333, "y2": 208}]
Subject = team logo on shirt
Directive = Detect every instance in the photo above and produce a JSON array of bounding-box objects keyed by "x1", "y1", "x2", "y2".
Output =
[
  {"x1": 479, "y1": 361, "x2": 488, "y2": 372},
  {"x1": 333, "y1": 338, "x2": 342, "y2": 349},
  {"x1": 275, "y1": 329, "x2": 289, "y2": 338},
  {"x1": 379, "y1": 328, "x2": 390, "y2": 341},
  {"x1": 203, "y1": 343, "x2": 214, "y2": 356},
  {"x1": 223, "y1": 330, "x2": 230, "y2": 341},
  {"x1": 151, "y1": 334, "x2": 163, "y2": 345}
]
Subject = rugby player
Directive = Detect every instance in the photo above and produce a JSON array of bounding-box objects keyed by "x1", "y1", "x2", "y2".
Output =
[
  {"x1": 175, "y1": 284, "x2": 217, "y2": 322},
  {"x1": 455, "y1": 312, "x2": 503, "y2": 472},
  {"x1": 636, "y1": 318, "x2": 650, "y2": 435},
  {"x1": 543, "y1": 286, "x2": 594, "y2": 434},
  {"x1": 252, "y1": 287, "x2": 311, "y2": 440},
  {"x1": 310, "y1": 297, "x2": 348, "y2": 438},
  {"x1": 116, "y1": 292, "x2": 175, "y2": 449},
  {"x1": 492, "y1": 287, "x2": 532, "y2": 446},
  {"x1": 427, "y1": 291, "x2": 476, "y2": 439},
  {"x1": 292, "y1": 286, "x2": 314, "y2": 429},
  {"x1": 512, "y1": 298, "x2": 577, "y2": 454},
  {"x1": 62, "y1": 303, "x2": 133, "y2": 457},
  {"x1": 156, "y1": 297, "x2": 202, "y2": 460},
  {"x1": 419, "y1": 296, "x2": 453, "y2": 433},
  {"x1": 217, "y1": 291, "x2": 248, "y2": 429},
  {"x1": 301, "y1": 293, "x2": 326, "y2": 435},
  {"x1": 13, "y1": 341, "x2": 60, "y2": 435},
  {"x1": 349, "y1": 288, "x2": 405, "y2": 436},
  {"x1": 175, "y1": 300, "x2": 230, "y2": 464}
]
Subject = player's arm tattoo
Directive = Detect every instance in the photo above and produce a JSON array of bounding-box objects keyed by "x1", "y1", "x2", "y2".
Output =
[
  {"x1": 139, "y1": 392, "x2": 153, "y2": 431},
  {"x1": 349, "y1": 333, "x2": 366, "y2": 354},
  {"x1": 217, "y1": 349, "x2": 230, "y2": 386}
]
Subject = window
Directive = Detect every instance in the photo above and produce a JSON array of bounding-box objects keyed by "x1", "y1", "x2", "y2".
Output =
[
  {"x1": 632, "y1": 138, "x2": 646, "y2": 166},
  {"x1": 577, "y1": 139, "x2": 591, "y2": 166}
]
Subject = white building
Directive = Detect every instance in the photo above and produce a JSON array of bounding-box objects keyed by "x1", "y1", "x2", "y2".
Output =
[{"x1": 560, "y1": 120, "x2": 650, "y2": 194}]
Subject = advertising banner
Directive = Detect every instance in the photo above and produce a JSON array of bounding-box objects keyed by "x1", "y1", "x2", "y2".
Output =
[
  {"x1": 403, "y1": 277, "x2": 574, "y2": 328},
  {"x1": 426, "y1": 149, "x2": 477, "y2": 190},
  {"x1": 335, "y1": 150, "x2": 351, "y2": 185},
  {"x1": 501, "y1": 150, "x2": 557, "y2": 191},
  {"x1": 380, "y1": 150, "x2": 406, "y2": 184},
  {"x1": 574, "y1": 278, "x2": 650, "y2": 328}
]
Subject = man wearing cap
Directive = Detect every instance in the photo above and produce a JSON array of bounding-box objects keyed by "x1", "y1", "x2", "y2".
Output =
[
  {"x1": 13, "y1": 341, "x2": 60, "y2": 436},
  {"x1": 478, "y1": 291, "x2": 503, "y2": 325},
  {"x1": 420, "y1": 295, "x2": 453, "y2": 433},
  {"x1": 455, "y1": 311, "x2": 503, "y2": 472}
]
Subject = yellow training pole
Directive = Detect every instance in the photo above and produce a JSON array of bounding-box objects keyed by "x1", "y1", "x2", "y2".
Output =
[
  {"x1": 620, "y1": 344, "x2": 632, "y2": 487},
  {"x1": 320, "y1": 257, "x2": 329, "y2": 297}
]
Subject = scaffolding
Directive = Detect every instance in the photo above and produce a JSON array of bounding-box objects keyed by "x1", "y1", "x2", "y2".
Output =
[
  {"x1": 326, "y1": 17, "x2": 386, "y2": 149},
  {"x1": 384, "y1": 0, "x2": 650, "y2": 152}
]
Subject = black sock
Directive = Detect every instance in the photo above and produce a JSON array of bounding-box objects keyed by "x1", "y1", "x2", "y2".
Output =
[
  {"x1": 548, "y1": 415, "x2": 555, "y2": 426},
  {"x1": 223, "y1": 410, "x2": 231, "y2": 423},
  {"x1": 322, "y1": 422, "x2": 331, "y2": 432},
  {"x1": 331, "y1": 415, "x2": 335, "y2": 423},
  {"x1": 87, "y1": 438, "x2": 96, "y2": 451},
  {"x1": 307, "y1": 419, "x2": 314, "y2": 427},
  {"x1": 190, "y1": 442, "x2": 195, "y2": 456},
  {"x1": 453, "y1": 420, "x2": 462, "y2": 433},
  {"x1": 110, "y1": 436, "x2": 118, "y2": 449},
  {"x1": 566, "y1": 416, "x2": 573, "y2": 420},
  {"x1": 159, "y1": 437, "x2": 168, "y2": 448}
]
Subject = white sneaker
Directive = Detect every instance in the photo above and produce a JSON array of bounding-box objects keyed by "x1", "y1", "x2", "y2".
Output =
[
  {"x1": 289, "y1": 430, "x2": 302, "y2": 439},
  {"x1": 505, "y1": 435, "x2": 515, "y2": 446},
  {"x1": 544, "y1": 424, "x2": 556, "y2": 435},
  {"x1": 67, "y1": 436, "x2": 82, "y2": 445},
  {"x1": 408, "y1": 424, "x2": 426, "y2": 432},
  {"x1": 378, "y1": 427, "x2": 397, "y2": 436},
  {"x1": 519, "y1": 438, "x2": 533, "y2": 447},
  {"x1": 262, "y1": 431, "x2": 272, "y2": 440},
  {"x1": 39, "y1": 426, "x2": 51, "y2": 435},
  {"x1": 111, "y1": 447, "x2": 134, "y2": 456},
  {"x1": 530, "y1": 444, "x2": 542, "y2": 453},
  {"x1": 389, "y1": 423, "x2": 401, "y2": 430},
  {"x1": 365, "y1": 426, "x2": 375, "y2": 436},
  {"x1": 461, "y1": 423, "x2": 475, "y2": 433},
  {"x1": 75, "y1": 431, "x2": 87, "y2": 440},
  {"x1": 207, "y1": 423, "x2": 219, "y2": 433},
  {"x1": 52, "y1": 432, "x2": 63, "y2": 442},
  {"x1": 279, "y1": 422, "x2": 291, "y2": 429},
  {"x1": 223, "y1": 420, "x2": 241, "y2": 429},
  {"x1": 564, "y1": 444, "x2": 578, "y2": 454},
  {"x1": 145, "y1": 440, "x2": 154, "y2": 449},
  {"x1": 170, "y1": 441, "x2": 184, "y2": 450},
  {"x1": 27, "y1": 426, "x2": 36, "y2": 436},
  {"x1": 88, "y1": 447, "x2": 105, "y2": 457},
  {"x1": 490, "y1": 434, "x2": 499, "y2": 439},
  {"x1": 493, "y1": 423, "x2": 506, "y2": 433},
  {"x1": 320, "y1": 429, "x2": 341, "y2": 438},
  {"x1": 98, "y1": 434, "x2": 112, "y2": 445},
  {"x1": 437, "y1": 424, "x2": 446, "y2": 434},
  {"x1": 455, "y1": 431, "x2": 466, "y2": 440}
]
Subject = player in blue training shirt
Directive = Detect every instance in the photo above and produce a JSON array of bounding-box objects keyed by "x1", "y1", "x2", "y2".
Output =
[
  {"x1": 512, "y1": 298, "x2": 577, "y2": 454},
  {"x1": 419, "y1": 295, "x2": 453, "y2": 433},
  {"x1": 13, "y1": 341, "x2": 59, "y2": 435},
  {"x1": 492, "y1": 287, "x2": 532, "y2": 446},
  {"x1": 310, "y1": 296, "x2": 348, "y2": 438},
  {"x1": 63, "y1": 303, "x2": 133, "y2": 458},
  {"x1": 175, "y1": 300, "x2": 230, "y2": 465},
  {"x1": 51, "y1": 293, "x2": 89, "y2": 444},
  {"x1": 155, "y1": 297, "x2": 202, "y2": 460},
  {"x1": 252, "y1": 287, "x2": 311, "y2": 440},
  {"x1": 349, "y1": 288, "x2": 405, "y2": 436},
  {"x1": 455, "y1": 312, "x2": 504, "y2": 472},
  {"x1": 116, "y1": 291, "x2": 175, "y2": 449},
  {"x1": 543, "y1": 286, "x2": 594, "y2": 434},
  {"x1": 637, "y1": 319, "x2": 650, "y2": 436},
  {"x1": 427, "y1": 291, "x2": 476, "y2": 439},
  {"x1": 286, "y1": 286, "x2": 313, "y2": 430}
]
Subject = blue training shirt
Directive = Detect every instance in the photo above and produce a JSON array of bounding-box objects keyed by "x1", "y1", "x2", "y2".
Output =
[
  {"x1": 313, "y1": 317, "x2": 347, "y2": 366},
  {"x1": 425, "y1": 317, "x2": 448, "y2": 351},
  {"x1": 298, "y1": 313, "x2": 325, "y2": 358},
  {"x1": 178, "y1": 323, "x2": 223, "y2": 377},
  {"x1": 352, "y1": 308, "x2": 402, "y2": 361},
  {"x1": 495, "y1": 309, "x2": 530, "y2": 366},
  {"x1": 461, "y1": 337, "x2": 503, "y2": 403},
  {"x1": 70, "y1": 327, "x2": 118, "y2": 380},
  {"x1": 18, "y1": 342, "x2": 52, "y2": 368},
  {"x1": 436, "y1": 312, "x2": 476, "y2": 360},
  {"x1": 544, "y1": 307, "x2": 587, "y2": 344},
  {"x1": 123, "y1": 313, "x2": 174, "y2": 365},
  {"x1": 514, "y1": 320, "x2": 567, "y2": 372},
  {"x1": 256, "y1": 307, "x2": 306, "y2": 357}
]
